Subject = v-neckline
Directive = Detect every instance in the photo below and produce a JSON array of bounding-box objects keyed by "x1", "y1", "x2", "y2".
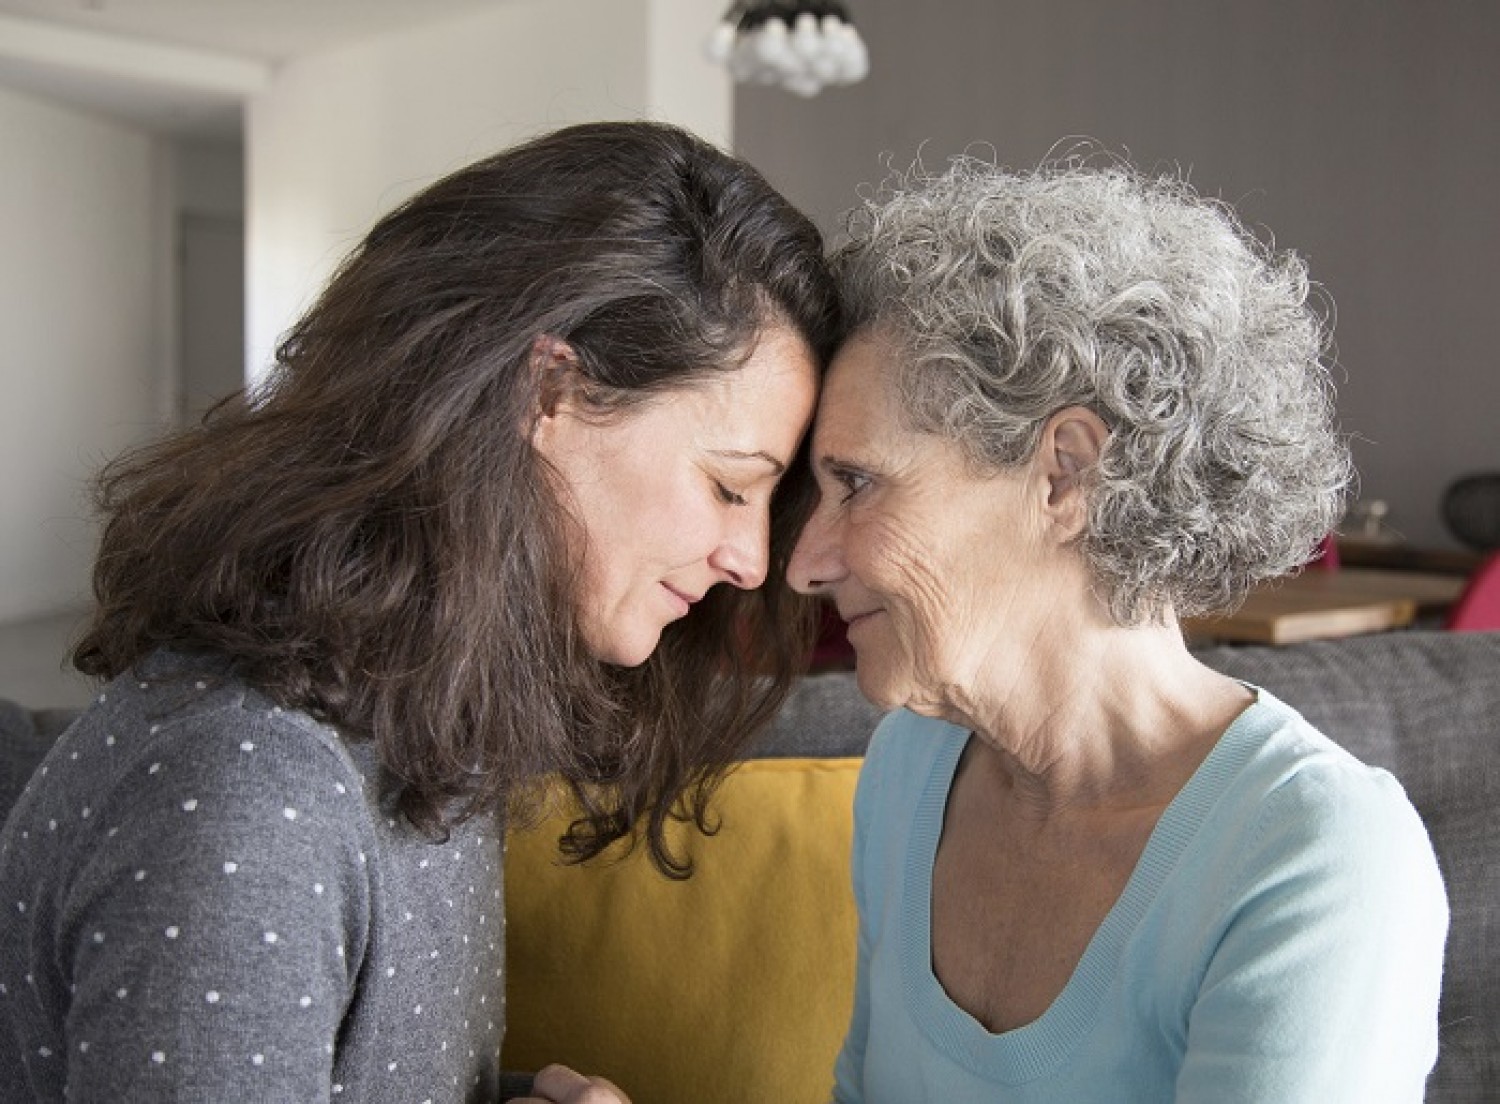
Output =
[{"x1": 894, "y1": 689, "x2": 1276, "y2": 1083}]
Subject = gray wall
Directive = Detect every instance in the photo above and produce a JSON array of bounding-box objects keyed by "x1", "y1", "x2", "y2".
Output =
[{"x1": 736, "y1": 0, "x2": 1499, "y2": 549}]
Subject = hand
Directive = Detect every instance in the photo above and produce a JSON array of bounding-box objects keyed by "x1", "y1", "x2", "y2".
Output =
[{"x1": 510, "y1": 1063, "x2": 632, "y2": 1104}]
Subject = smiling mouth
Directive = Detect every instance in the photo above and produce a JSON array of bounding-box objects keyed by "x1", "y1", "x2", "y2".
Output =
[{"x1": 662, "y1": 584, "x2": 698, "y2": 614}]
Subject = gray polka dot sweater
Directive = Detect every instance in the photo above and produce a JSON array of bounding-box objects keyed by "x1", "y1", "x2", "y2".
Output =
[{"x1": 0, "y1": 652, "x2": 505, "y2": 1102}]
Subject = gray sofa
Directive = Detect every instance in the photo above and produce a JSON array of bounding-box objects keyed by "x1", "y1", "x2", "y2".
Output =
[{"x1": 4, "y1": 630, "x2": 1498, "y2": 1100}]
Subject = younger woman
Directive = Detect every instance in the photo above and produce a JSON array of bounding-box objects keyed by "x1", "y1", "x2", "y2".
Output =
[{"x1": 0, "y1": 120, "x2": 839, "y2": 1104}]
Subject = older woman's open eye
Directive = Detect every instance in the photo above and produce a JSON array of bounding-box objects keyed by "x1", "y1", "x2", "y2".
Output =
[{"x1": 835, "y1": 468, "x2": 872, "y2": 504}]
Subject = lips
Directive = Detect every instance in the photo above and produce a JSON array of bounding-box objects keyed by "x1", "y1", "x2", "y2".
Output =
[
  {"x1": 661, "y1": 583, "x2": 701, "y2": 615},
  {"x1": 841, "y1": 607, "x2": 881, "y2": 628}
]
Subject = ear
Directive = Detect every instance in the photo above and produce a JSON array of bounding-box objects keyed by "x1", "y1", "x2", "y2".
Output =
[
  {"x1": 1035, "y1": 405, "x2": 1109, "y2": 539},
  {"x1": 530, "y1": 334, "x2": 581, "y2": 433}
]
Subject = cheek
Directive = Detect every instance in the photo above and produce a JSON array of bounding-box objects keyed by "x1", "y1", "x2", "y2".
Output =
[
  {"x1": 661, "y1": 491, "x2": 723, "y2": 563},
  {"x1": 847, "y1": 528, "x2": 963, "y2": 694},
  {"x1": 595, "y1": 461, "x2": 704, "y2": 562},
  {"x1": 624, "y1": 475, "x2": 731, "y2": 584},
  {"x1": 849, "y1": 517, "x2": 951, "y2": 629}
]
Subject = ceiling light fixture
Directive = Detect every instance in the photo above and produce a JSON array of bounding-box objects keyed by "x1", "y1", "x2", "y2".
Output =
[{"x1": 705, "y1": 2, "x2": 869, "y2": 98}]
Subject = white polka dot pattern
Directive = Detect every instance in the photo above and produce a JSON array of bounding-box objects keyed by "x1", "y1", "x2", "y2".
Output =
[{"x1": 0, "y1": 656, "x2": 506, "y2": 1101}]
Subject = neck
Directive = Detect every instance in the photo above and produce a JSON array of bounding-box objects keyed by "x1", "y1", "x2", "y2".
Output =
[{"x1": 941, "y1": 617, "x2": 1252, "y2": 820}]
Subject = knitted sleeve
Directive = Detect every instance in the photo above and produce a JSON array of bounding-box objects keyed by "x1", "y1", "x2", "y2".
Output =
[{"x1": 50, "y1": 710, "x2": 375, "y2": 1102}]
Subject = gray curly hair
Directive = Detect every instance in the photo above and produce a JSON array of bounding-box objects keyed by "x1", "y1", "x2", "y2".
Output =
[{"x1": 834, "y1": 159, "x2": 1352, "y2": 625}]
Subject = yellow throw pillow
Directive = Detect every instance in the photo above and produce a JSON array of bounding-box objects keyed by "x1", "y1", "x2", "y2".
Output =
[{"x1": 502, "y1": 757, "x2": 861, "y2": 1104}]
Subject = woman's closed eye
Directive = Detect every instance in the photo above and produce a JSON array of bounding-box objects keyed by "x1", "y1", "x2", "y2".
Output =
[{"x1": 714, "y1": 481, "x2": 748, "y2": 507}]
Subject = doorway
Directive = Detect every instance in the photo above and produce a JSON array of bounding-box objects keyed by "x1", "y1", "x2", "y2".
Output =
[{"x1": 176, "y1": 212, "x2": 245, "y2": 423}]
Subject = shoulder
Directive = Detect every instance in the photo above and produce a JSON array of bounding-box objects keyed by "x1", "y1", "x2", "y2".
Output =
[
  {"x1": 1235, "y1": 689, "x2": 1427, "y2": 840},
  {"x1": 87, "y1": 659, "x2": 367, "y2": 813},
  {"x1": 1212, "y1": 689, "x2": 1445, "y2": 919},
  {"x1": 2, "y1": 664, "x2": 383, "y2": 1019},
  {"x1": 13, "y1": 661, "x2": 380, "y2": 898}
]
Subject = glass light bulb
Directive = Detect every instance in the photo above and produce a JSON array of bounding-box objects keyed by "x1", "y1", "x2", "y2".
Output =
[
  {"x1": 784, "y1": 72, "x2": 823, "y2": 97},
  {"x1": 823, "y1": 22, "x2": 866, "y2": 84},
  {"x1": 728, "y1": 37, "x2": 760, "y2": 81},
  {"x1": 840, "y1": 31, "x2": 870, "y2": 83},
  {"x1": 753, "y1": 19, "x2": 795, "y2": 69},
  {"x1": 703, "y1": 21, "x2": 736, "y2": 64},
  {"x1": 791, "y1": 11, "x2": 822, "y2": 59},
  {"x1": 811, "y1": 47, "x2": 841, "y2": 83}
]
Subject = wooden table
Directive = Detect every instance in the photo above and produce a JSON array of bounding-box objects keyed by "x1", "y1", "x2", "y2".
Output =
[
  {"x1": 1182, "y1": 568, "x2": 1468, "y2": 645},
  {"x1": 1337, "y1": 538, "x2": 1483, "y2": 576}
]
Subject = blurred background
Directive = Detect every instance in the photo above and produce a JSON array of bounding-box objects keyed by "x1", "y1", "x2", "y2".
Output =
[{"x1": 2, "y1": 0, "x2": 1496, "y2": 704}]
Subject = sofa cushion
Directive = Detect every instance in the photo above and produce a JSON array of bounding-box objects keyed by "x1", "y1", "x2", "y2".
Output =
[
  {"x1": 751, "y1": 672, "x2": 886, "y2": 759},
  {"x1": 502, "y1": 757, "x2": 861, "y2": 1104}
]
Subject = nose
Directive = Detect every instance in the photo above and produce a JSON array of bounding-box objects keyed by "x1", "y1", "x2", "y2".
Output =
[
  {"x1": 787, "y1": 498, "x2": 846, "y2": 595},
  {"x1": 708, "y1": 506, "x2": 771, "y2": 590}
]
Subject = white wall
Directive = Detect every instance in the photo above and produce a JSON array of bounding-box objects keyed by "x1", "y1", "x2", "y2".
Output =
[
  {"x1": 247, "y1": 0, "x2": 731, "y2": 383},
  {"x1": 0, "y1": 0, "x2": 731, "y2": 623},
  {"x1": 647, "y1": 0, "x2": 733, "y2": 149},
  {"x1": 737, "y1": 0, "x2": 1500, "y2": 549},
  {"x1": 0, "y1": 84, "x2": 168, "y2": 621}
]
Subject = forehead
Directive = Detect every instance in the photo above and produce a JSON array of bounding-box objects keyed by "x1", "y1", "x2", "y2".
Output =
[
  {"x1": 813, "y1": 332, "x2": 906, "y2": 449},
  {"x1": 674, "y1": 323, "x2": 819, "y2": 453},
  {"x1": 700, "y1": 325, "x2": 815, "y2": 407}
]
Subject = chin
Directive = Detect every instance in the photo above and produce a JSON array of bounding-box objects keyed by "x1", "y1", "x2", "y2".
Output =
[
  {"x1": 595, "y1": 627, "x2": 664, "y2": 669},
  {"x1": 852, "y1": 658, "x2": 907, "y2": 713}
]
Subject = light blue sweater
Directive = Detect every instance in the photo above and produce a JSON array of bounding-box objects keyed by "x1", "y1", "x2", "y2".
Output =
[{"x1": 832, "y1": 688, "x2": 1447, "y2": 1103}]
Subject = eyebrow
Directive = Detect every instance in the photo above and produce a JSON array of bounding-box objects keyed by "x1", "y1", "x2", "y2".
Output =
[
  {"x1": 710, "y1": 449, "x2": 786, "y2": 476},
  {"x1": 815, "y1": 453, "x2": 862, "y2": 475}
]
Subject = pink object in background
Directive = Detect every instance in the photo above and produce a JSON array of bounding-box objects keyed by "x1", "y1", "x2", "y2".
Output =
[
  {"x1": 810, "y1": 604, "x2": 854, "y2": 669},
  {"x1": 1309, "y1": 533, "x2": 1342, "y2": 571},
  {"x1": 1446, "y1": 551, "x2": 1500, "y2": 631}
]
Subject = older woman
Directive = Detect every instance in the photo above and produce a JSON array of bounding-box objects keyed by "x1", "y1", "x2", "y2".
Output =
[{"x1": 790, "y1": 162, "x2": 1447, "y2": 1102}]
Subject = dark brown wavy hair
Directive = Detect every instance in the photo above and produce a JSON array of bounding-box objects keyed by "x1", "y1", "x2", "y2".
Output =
[{"x1": 74, "y1": 121, "x2": 840, "y2": 876}]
